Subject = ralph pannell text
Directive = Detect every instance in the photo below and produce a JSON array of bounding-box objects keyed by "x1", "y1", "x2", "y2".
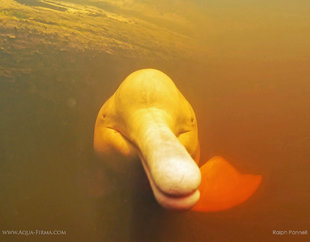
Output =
[{"x1": 273, "y1": 230, "x2": 308, "y2": 236}]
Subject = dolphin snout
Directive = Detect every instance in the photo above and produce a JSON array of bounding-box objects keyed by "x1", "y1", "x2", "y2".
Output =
[
  {"x1": 135, "y1": 122, "x2": 201, "y2": 210},
  {"x1": 150, "y1": 156, "x2": 201, "y2": 197}
]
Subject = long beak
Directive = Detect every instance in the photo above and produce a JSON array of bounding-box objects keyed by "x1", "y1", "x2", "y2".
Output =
[{"x1": 128, "y1": 111, "x2": 201, "y2": 210}]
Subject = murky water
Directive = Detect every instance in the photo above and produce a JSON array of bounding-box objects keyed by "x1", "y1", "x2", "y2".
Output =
[{"x1": 1, "y1": 1, "x2": 309, "y2": 241}]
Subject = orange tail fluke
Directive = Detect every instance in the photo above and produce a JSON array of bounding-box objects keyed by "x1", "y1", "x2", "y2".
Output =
[{"x1": 192, "y1": 156, "x2": 262, "y2": 212}]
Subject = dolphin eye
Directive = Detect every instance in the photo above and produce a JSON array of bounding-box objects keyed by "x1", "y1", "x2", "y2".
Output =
[
  {"x1": 191, "y1": 117, "x2": 194, "y2": 123},
  {"x1": 102, "y1": 113, "x2": 107, "y2": 119}
]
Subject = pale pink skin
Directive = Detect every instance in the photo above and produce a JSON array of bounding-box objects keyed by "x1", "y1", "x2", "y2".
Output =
[{"x1": 94, "y1": 69, "x2": 201, "y2": 210}]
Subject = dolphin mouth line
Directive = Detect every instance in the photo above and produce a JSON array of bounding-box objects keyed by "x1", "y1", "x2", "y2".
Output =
[
  {"x1": 139, "y1": 154, "x2": 200, "y2": 210},
  {"x1": 105, "y1": 126, "x2": 200, "y2": 210}
]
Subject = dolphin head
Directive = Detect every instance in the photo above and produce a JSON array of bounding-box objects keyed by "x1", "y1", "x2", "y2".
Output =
[{"x1": 94, "y1": 69, "x2": 201, "y2": 210}]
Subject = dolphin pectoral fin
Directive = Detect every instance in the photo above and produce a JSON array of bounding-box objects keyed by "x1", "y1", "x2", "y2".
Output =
[{"x1": 191, "y1": 156, "x2": 262, "y2": 212}]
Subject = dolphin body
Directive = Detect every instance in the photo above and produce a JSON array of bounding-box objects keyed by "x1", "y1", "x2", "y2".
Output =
[{"x1": 94, "y1": 69, "x2": 262, "y2": 211}]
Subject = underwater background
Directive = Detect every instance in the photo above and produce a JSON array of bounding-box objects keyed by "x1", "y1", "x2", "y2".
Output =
[{"x1": 1, "y1": 0, "x2": 309, "y2": 241}]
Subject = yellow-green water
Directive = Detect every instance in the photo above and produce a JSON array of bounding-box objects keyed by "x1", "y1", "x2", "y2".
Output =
[{"x1": 0, "y1": 0, "x2": 309, "y2": 241}]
